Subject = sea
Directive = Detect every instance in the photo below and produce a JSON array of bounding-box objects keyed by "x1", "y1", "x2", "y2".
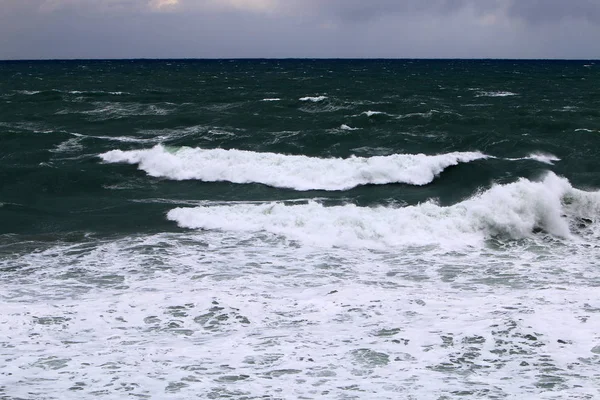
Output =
[{"x1": 1, "y1": 59, "x2": 599, "y2": 399}]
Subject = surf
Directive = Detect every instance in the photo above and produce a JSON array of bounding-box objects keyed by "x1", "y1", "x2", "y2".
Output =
[
  {"x1": 166, "y1": 172, "x2": 600, "y2": 249},
  {"x1": 99, "y1": 145, "x2": 488, "y2": 191}
]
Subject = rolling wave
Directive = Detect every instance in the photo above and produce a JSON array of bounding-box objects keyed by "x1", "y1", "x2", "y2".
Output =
[
  {"x1": 99, "y1": 145, "x2": 487, "y2": 190},
  {"x1": 167, "y1": 173, "x2": 600, "y2": 249}
]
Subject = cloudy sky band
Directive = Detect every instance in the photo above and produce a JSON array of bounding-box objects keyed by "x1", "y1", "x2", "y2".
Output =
[{"x1": 0, "y1": 0, "x2": 598, "y2": 59}]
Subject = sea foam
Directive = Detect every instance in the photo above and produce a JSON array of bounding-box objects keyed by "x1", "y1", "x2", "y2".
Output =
[
  {"x1": 506, "y1": 152, "x2": 561, "y2": 165},
  {"x1": 299, "y1": 96, "x2": 327, "y2": 102},
  {"x1": 476, "y1": 91, "x2": 518, "y2": 97},
  {"x1": 99, "y1": 145, "x2": 488, "y2": 191},
  {"x1": 167, "y1": 172, "x2": 599, "y2": 249}
]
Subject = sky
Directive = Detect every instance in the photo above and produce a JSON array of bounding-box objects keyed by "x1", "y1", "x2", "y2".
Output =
[{"x1": 0, "y1": 0, "x2": 599, "y2": 59}]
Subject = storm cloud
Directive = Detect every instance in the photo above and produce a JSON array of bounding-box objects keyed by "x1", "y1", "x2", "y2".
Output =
[{"x1": 0, "y1": 0, "x2": 598, "y2": 59}]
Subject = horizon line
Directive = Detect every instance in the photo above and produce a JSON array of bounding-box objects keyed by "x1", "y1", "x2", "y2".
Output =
[{"x1": 0, "y1": 57, "x2": 598, "y2": 62}]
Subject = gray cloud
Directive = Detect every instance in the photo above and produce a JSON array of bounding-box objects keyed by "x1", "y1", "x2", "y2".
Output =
[
  {"x1": 0, "y1": 0, "x2": 599, "y2": 59},
  {"x1": 298, "y1": 0, "x2": 600, "y2": 24},
  {"x1": 507, "y1": 0, "x2": 600, "y2": 24},
  {"x1": 299, "y1": 0, "x2": 490, "y2": 22}
]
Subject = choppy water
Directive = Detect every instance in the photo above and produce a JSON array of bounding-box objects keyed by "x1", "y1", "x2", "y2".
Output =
[{"x1": 1, "y1": 59, "x2": 600, "y2": 399}]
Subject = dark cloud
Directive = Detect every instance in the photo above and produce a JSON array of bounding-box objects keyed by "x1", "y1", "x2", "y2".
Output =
[{"x1": 0, "y1": 0, "x2": 599, "y2": 59}]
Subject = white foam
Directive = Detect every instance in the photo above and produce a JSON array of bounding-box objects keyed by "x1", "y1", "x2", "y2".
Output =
[
  {"x1": 168, "y1": 172, "x2": 599, "y2": 249},
  {"x1": 99, "y1": 145, "x2": 488, "y2": 190},
  {"x1": 3, "y1": 230, "x2": 600, "y2": 399},
  {"x1": 506, "y1": 152, "x2": 561, "y2": 165},
  {"x1": 526, "y1": 152, "x2": 561, "y2": 165},
  {"x1": 262, "y1": 98, "x2": 281, "y2": 102},
  {"x1": 340, "y1": 124, "x2": 359, "y2": 131},
  {"x1": 70, "y1": 132, "x2": 155, "y2": 144},
  {"x1": 3, "y1": 174, "x2": 600, "y2": 398},
  {"x1": 575, "y1": 128, "x2": 597, "y2": 133},
  {"x1": 68, "y1": 90, "x2": 127, "y2": 95},
  {"x1": 476, "y1": 91, "x2": 518, "y2": 97},
  {"x1": 59, "y1": 102, "x2": 172, "y2": 118},
  {"x1": 396, "y1": 110, "x2": 460, "y2": 119},
  {"x1": 50, "y1": 137, "x2": 84, "y2": 154},
  {"x1": 168, "y1": 173, "x2": 600, "y2": 249},
  {"x1": 361, "y1": 111, "x2": 387, "y2": 117},
  {"x1": 299, "y1": 96, "x2": 327, "y2": 102}
]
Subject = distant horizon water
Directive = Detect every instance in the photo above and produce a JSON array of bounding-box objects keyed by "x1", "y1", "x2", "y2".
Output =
[{"x1": 1, "y1": 57, "x2": 600, "y2": 62}]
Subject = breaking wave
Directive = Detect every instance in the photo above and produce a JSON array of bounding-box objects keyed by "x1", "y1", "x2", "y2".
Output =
[
  {"x1": 99, "y1": 145, "x2": 488, "y2": 191},
  {"x1": 506, "y1": 152, "x2": 561, "y2": 165},
  {"x1": 299, "y1": 96, "x2": 327, "y2": 102},
  {"x1": 167, "y1": 173, "x2": 600, "y2": 249}
]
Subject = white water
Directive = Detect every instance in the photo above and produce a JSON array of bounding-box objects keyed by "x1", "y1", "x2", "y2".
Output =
[
  {"x1": 360, "y1": 110, "x2": 388, "y2": 117},
  {"x1": 299, "y1": 96, "x2": 327, "y2": 102},
  {"x1": 2, "y1": 173, "x2": 600, "y2": 398},
  {"x1": 167, "y1": 172, "x2": 599, "y2": 250},
  {"x1": 506, "y1": 152, "x2": 562, "y2": 165},
  {"x1": 476, "y1": 91, "x2": 518, "y2": 97},
  {"x1": 100, "y1": 145, "x2": 488, "y2": 190}
]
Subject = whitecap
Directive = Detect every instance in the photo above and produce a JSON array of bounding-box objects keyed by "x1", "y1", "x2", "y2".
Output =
[
  {"x1": 299, "y1": 96, "x2": 327, "y2": 102},
  {"x1": 167, "y1": 172, "x2": 599, "y2": 249},
  {"x1": 526, "y1": 152, "x2": 561, "y2": 165},
  {"x1": 262, "y1": 98, "x2": 281, "y2": 102},
  {"x1": 476, "y1": 91, "x2": 518, "y2": 98},
  {"x1": 340, "y1": 124, "x2": 359, "y2": 131},
  {"x1": 99, "y1": 145, "x2": 488, "y2": 191},
  {"x1": 50, "y1": 138, "x2": 84, "y2": 154},
  {"x1": 16, "y1": 90, "x2": 41, "y2": 95},
  {"x1": 506, "y1": 152, "x2": 561, "y2": 165},
  {"x1": 359, "y1": 111, "x2": 388, "y2": 117},
  {"x1": 60, "y1": 102, "x2": 173, "y2": 118}
]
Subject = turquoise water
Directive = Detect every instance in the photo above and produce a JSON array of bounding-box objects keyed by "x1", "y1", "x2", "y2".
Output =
[{"x1": 1, "y1": 60, "x2": 600, "y2": 399}]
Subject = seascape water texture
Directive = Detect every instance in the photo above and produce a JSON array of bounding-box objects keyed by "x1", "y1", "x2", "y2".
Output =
[{"x1": 1, "y1": 59, "x2": 600, "y2": 399}]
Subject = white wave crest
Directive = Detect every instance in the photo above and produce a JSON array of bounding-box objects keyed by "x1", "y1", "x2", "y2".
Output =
[
  {"x1": 68, "y1": 90, "x2": 128, "y2": 95},
  {"x1": 261, "y1": 98, "x2": 281, "y2": 102},
  {"x1": 99, "y1": 145, "x2": 487, "y2": 191},
  {"x1": 167, "y1": 173, "x2": 600, "y2": 249},
  {"x1": 527, "y1": 152, "x2": 561, "y2": 165},
  {"x1": 299, "y1": 96, "x2": 327, "y2": 102},
  {"x1": 340, "y1": 124, "x2": 359, "y2": 131},
  {"x1": 506, "y1": 152, "x2": 561, "y2": 165},
  {"x1": 362, "y1": 111, "x2": 387, "y2": 117},
  {"x1": 476, "y1": 91, "x2": 518, "y2": 98}
]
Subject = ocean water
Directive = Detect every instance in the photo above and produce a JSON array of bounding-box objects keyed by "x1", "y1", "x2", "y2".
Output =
[{"x1": 1, "y1": 59, "x2": 600, "y2": 399}]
